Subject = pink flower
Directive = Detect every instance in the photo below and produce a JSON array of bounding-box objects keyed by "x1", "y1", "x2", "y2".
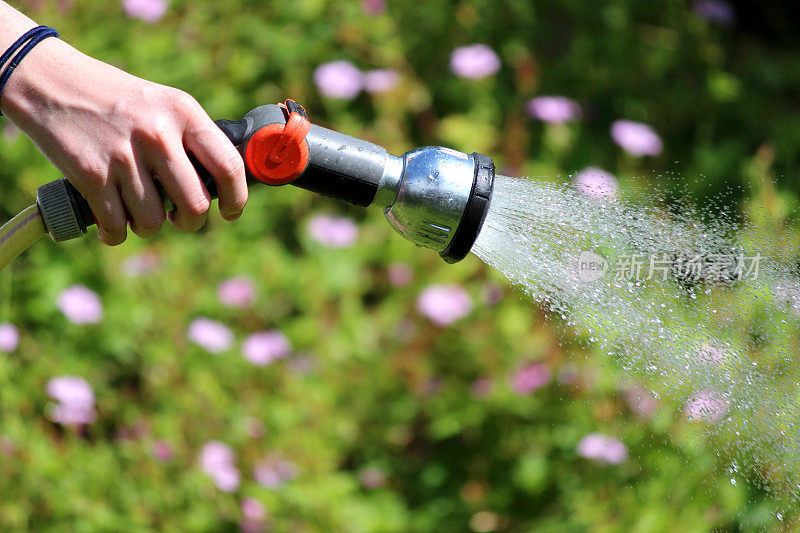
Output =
[
  {"x1": 684, "y1": 391, "x2": 729, "y2": 422},
  {"x1": 577, "y1": 433, "x2": 628, "y2": 464},
  {"x1": 416, "y1": 284, "x2": 472, "y2": 326},
  {"x1": 450, "y1": 44, "x2": 501, "y2": 79},
  {"x1": 572, "y1": 167, "x2": 618, "y2": 198},
  {"x1": 694, "y1": 343, "x2": 727, "y2": 364},
  {"x1": 242, "y1": 498, "x2": 266, "y2": 521},
  {"x1": 121, "y1": 251, "x2": 160, "y2": 277},
  {"x1": 241, "y1": 497, "x2": 268, "y2": 533},
  {"x1": 307, "y1": 215, "x2": 358, "y2": 248},
  {"x1": 313, "y1": 61, "x2": 363, "y2": 100},
  {"x1": 187, "y1": 318, "x2": 233, "y2": 353},
  {"x1": 46, "y1": 376, "x2": 94, "y2": 408},
  {"x1": 122, "y1": 0, "x2": 167, "y2": 23},
  {"x1": 362, "y1": 0, "x2": 386, "y2": 15},
  {"x1": 359, "y1": 467, "x2": 387, "y2": 489},
  {"x1": 526, "y1": 96, "x2": 581, "y2": 124},
  {"x1": 364, "y1": 69, "x2": 400, "y2": 93},
  {"x1": 693, "y1": 0, "x2": 735, "y2": 26},
  {"x1": 624, "y1": 385, "x2": 658, "y2": 418},
  {"x1": 0, "y1": 436, "x2": 15, "y2": 456},
  {"x1": 199, "y1": 441, "x2": 240, "y2": 492},
  {"x1": 214, "y1": 467, "x2": 240, "y2": 492},
  {"x1": 242, "y1": 331, "x2": 291, "y2": 366},
  {"x1": 57, "y1": 285, "x2": 103, "y2": 324},
  {"x1": 610, "y1": 120, "x2": 663, "y2": 157},
  {"x1": 511, "y1": 363, "x2": 551, "y2": 395},
  {"x1": 152, "y1": 440, "x2": 173, "y2": 462},
  {"x1": 387, "y1": 262, "x2": 413, "y2": 287},
  {"x1": 0, "y1": 323, "x2": 19, "y2": 352},
  {"x1": 217, "y1": 277, "x2": 256, "y2": 308},
  {"x1": 46, "y1": 376, "x2": 96, "y2": 426},
  {"x1": 254, "y1": 457, "x2": 298, "y2": 489},
  {"x1": 471, "y1": 377, "x2": 493, "y2": 398}
]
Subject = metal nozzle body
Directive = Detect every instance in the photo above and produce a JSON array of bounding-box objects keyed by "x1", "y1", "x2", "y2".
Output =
[
  {"x1": 374, "y1": 147, "x2": 494, "y2": 263},
  {"x1": 240, "y1": 105, "x2": 496, "y2": 263}
]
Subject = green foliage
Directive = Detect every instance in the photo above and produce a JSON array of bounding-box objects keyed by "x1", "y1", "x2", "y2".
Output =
[{"x1": 2, "y1": 0, "x2": 800, "y2": 530}]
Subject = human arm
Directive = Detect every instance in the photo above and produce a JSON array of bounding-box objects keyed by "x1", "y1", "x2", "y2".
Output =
[{"x1": 0, "y1": 2, "x2": 247, "y2": 245}]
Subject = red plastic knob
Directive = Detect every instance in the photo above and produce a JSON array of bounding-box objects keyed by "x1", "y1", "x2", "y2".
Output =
[{"x1": 245, "y1": 112, "x2": 311, "y2": 186}]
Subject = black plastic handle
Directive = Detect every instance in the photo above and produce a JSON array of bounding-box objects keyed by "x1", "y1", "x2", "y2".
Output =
[{"x1": 63, "y1": 118, "x2": 248, "y2": 230}]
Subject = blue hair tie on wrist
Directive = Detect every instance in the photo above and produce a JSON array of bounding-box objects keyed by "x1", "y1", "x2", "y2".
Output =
[
  {"x1": 0, "y1": 26, "x2": 48, "y2": 70},
  {"x1": 0, "y1": 25, "x2": 59, "y2": 116}
]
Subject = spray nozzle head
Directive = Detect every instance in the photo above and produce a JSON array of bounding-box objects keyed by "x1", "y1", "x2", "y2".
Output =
[{"x1": 376, "y1": 147, "x2": 495, "y2": 263}]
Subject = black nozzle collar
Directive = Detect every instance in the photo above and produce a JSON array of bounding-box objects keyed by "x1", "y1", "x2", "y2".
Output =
[{"x1": 440, "y1": 152, "x2": 494, "y2": 263}]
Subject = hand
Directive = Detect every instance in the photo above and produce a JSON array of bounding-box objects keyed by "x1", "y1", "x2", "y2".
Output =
[{"x1": 1, "y1": 38, "x2": 247, "y2": 245}]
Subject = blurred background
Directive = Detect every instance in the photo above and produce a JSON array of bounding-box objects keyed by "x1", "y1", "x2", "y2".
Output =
[{"x1": 1, "y1": 0, "x2": 800, "y2": 530}]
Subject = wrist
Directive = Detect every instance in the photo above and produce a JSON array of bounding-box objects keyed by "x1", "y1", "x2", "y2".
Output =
[{"x1": 1, "y1": 37, "x2": 82, "y2": 129}]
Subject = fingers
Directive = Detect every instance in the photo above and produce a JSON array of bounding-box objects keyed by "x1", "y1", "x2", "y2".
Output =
[
  {"x1": 117, "y1": 152, "x2": 165, "y2": 239},
  {"x1": 83, "y1": 181, "x2": 128, "y2": 246},
  {"x1": 66, "y1": 87, "x2": 247, "y2": 246},
  {"x1": 181, "y1": 100, "x2": 247, "y2": 221},
  {"x1": 148, "y1": 137, "x2": 211, "y2": 233}
]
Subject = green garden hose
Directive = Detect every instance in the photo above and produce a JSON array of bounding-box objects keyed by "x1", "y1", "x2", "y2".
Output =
[{"x1": 0, "y1": 204, "x2": 46, "y2": 272}]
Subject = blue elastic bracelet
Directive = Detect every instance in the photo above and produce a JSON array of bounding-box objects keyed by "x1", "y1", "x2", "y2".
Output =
[
  {"x1": 0, "y1": 26, "x2": 48, "y2": 71},
  {"x1": 0, "y1": 26, "x2": 59, "y2": 116}
]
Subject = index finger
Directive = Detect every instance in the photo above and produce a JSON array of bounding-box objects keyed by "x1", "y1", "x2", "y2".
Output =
[{"x1": 183, "y1": 111, "x2": 247, "y2": 221}]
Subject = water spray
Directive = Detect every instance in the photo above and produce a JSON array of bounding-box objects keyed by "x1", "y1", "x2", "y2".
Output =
[
  {"x1": 7, "y1": 101, "x2": 800, "y2": 505},
  {"x1": 0, "y1": 99, "x2": 494, "y2": 271}
]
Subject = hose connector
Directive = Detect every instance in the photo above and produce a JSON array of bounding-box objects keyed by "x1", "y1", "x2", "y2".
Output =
[{"x1": 36, "y1": 178, "x2": 89, "y2": 242}]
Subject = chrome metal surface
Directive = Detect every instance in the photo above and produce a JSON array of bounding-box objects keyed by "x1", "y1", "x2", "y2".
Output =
[
  {"x1": 373, "y1": 154, "x2": 404, "y2": 209},
  {"x1": 379, "y1": 146, "x2": 476, "y2": 253}
]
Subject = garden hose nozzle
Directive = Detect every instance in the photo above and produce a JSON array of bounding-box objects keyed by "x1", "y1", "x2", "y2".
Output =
[{"x1": 36, "y1": 100, "x2": 495, "y2": 263}]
